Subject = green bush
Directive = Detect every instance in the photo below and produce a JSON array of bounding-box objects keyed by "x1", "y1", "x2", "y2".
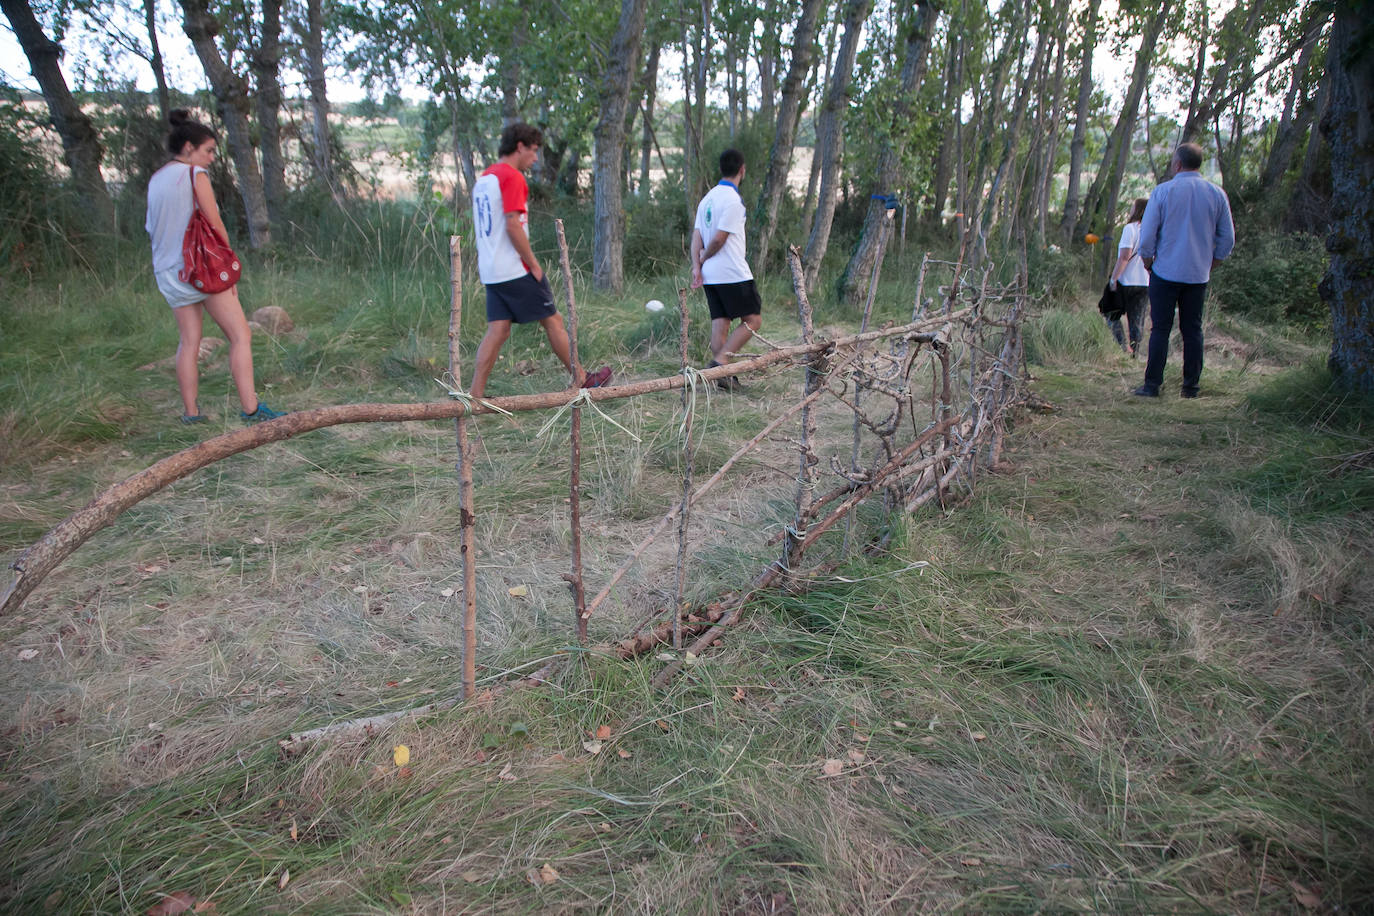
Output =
[{"x1": 1212, "y1": 231, "x2": 1328, "y2": 328}]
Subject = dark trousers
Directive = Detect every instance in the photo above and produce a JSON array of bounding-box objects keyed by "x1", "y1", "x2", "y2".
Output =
[
  {"x1": 1143, "y1": 275, "x2": 1207, "y2": 394},
  {"x1": 1106, "y1": 285, "x2": 1149, "y2": 354}
]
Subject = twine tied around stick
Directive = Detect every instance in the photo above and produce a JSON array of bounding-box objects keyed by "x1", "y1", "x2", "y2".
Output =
[
  {"x1": 677, "y1": 366, "x2": 713, "y2": 439},
  {"x1": 535, "y1": 389, "x2": 642, "y2": 443},
  {"x1": 434, "y1": 374, "x2": 515, "y2": 417}
]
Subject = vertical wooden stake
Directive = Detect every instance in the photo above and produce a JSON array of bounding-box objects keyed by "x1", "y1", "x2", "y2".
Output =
[
  {"x1": 783, "y1": 246, "x2": 820, "y2": 577},
  {"x1": 672, "y1": 286, "x2": 694, "y2": 650},
  {"x1": 555, "y1": 220, "x2": 589, "y2": 643},
  {"x1": 910, "y1": 252, "x2": 930, "y2": 322},
  {"x1": 449, "y1": 236, "x2": 479, "y2": 700}
]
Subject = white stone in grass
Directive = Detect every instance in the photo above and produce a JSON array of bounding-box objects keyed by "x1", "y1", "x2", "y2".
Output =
[{"x1": 645, "y1": 299, "x2": 665, "y2": 312}]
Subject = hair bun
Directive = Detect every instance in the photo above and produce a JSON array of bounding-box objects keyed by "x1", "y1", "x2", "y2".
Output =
[{"x1": 169, "y1": 108, "x2": 190, "y2": 126}]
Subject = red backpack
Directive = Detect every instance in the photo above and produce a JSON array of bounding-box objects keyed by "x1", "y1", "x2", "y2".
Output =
[{"x1": 178, "y1": 164, "x2": 241, "y2": 294}]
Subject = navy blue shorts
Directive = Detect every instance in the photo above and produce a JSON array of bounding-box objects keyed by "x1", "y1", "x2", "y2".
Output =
[
  {"x1": 704, "y1": 280, "x2": 762, "y2": 321},
  {"x1": 486, "y1": 273, "x2": 557, "y2": 324}
]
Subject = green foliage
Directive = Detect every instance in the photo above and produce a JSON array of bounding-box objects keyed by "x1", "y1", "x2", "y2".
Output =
[
  {"x1": 0, "y1": 88, "x2": 77, "y2": 278},
  {"x1": 1212, "y1": 231, "x2": 1328, "y2": 328},
  {"x1": 1023, "y1": 306, "x2": 1120, "y2": 367}
]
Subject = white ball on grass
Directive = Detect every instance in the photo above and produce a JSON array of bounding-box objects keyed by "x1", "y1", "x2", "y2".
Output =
[{"x1": 645, "y1": 299, "x2": 665, "y2": 312}]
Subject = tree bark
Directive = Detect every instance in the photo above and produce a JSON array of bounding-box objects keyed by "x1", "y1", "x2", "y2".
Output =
[
  {"x1": 1058, "y1": 0, "x2": 1100, "y2": 241},
  {"x1": 1260, "y1": 6, "x2": 1329, "y2": 192},
  {"x1": 1075, "y1": 0, "x2": 1173, "y2": 242},
  {"x1": 1318, "y1": 0, "x2": 1374, "y2": 392},
  {"x1": 250, "y1": 0, "x2": 286, "y2": 229},
  {"x1": 839, "y1": 0, "x2": 938, "y2": 303},
  {"x1": 144, "y1": 0, "x2": 171, "y2": 122},
  {"x1": 802, "y1": 0, "x2": 872, "y2": 293},
  {"x1": 926, "y1": 28, "x2": 962, "y2": 227},
  {"x1": 639, "y1": 42, "x2": 660, "y2": 196},
  {"x1": 592, "y1": 0, "x2": 648, "y2": 292},
  {"x1": 1035, "y1": 1, "x2": 1068, "y2": 246},
  {"x1": 179, "y1": 0, "x2": 272, "y2": 248},
  {"x1": 304, "y1": 0, "x2": 335, "y2": 190},
  {"x1": 1, "y1": 0, "x2": 116, "y2": 232},
  {"x1": 757, "y1": 0, "x2": 778, "y2": 128},
  {"x1": 751, "y1": 0, "x2": 825, "y2": 275}
]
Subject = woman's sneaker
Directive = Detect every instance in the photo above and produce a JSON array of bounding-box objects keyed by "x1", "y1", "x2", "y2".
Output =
[
  {"x1": 241, "y1": 402, "x2": 286, "y2": 423},
  {"x1": 180, "y1": 413, "x2": 208, "y2": 425}
]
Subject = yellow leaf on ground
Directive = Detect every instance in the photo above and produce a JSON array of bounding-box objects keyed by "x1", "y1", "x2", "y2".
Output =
[
  {"x1": 847, "y1": 749, "x2": 866, "y2": 764},
  {"x1": 508, "y1": 585, "x2": 529, "y2": 598},
  {"x1": 595, "y1": 724, "x2": 612, "y2": 740},
  {"x1": 970, "y1": 732, "x2": 987, "y2": 742},
  {"x1": 732, "y1": 687, "x2": 746, "y2": 702},
  {"x1": 821, "y1": 759, "x2": 844, "y2": 777},
  {"x1": 583, "y1": 740, "x2": 604, "y2": 755},
  {"x1": 277, "y1": 869, "x2": 290, "y2": 889},
  {"x1": 616, "y1": 748, "x2": 632, "y2": 759},
  {"x1": 538, "y1": 863, "x2": 559, "y2": 883},
  {"x1": 393, "y1": 745, "x2": 410, "y2": 767},
  {"x1": 289, "y1": 819, "x2": 298, "y2": 841}
]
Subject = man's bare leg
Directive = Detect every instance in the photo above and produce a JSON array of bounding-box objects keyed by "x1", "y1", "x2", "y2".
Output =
[
  {"x1": 469, "y1": 320, "x2": 512, "y2": 399},
  {"x1": 709, "y1": 317, "x2": 731, "y2": 363},
  {"x1": 718, "y1": 314, "x2": 761, "y2": 364},
  {"x1": 538, "y1": 313, "x2": 588, "y2": 387}
]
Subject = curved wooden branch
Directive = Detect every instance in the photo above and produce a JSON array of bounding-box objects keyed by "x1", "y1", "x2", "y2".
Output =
[{"x1": 3, "y1": 313, "x2": 971, "y2": 616}]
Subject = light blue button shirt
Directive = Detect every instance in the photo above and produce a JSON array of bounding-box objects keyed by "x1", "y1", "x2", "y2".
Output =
[{"x1": 1137, "y1": 170, "x2": 1235, "y2": 284}]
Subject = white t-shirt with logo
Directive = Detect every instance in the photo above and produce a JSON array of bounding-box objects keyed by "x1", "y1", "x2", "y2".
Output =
[
  {"x1": 1117, "y1": 221, "x2": 1149, "y2": 287},
  {"x1": 694, "y1": 181, "x2": 752, "y2": 284},
  {"x1": 472, "y1": 162, "x2": 530, "y2": 285}
]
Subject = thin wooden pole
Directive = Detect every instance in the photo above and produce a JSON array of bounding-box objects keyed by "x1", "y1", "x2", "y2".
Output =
[
  {"x1": 672, "y1": 286, "x2": 694, "y2": 650},
  {"x1": 555, "y1": 219, "x2": 589, "y2": 643},
  {"x1": 449, "y1": 236, "x2": 479, "y2": 700},
  {"x1": 783, "y1": 246, "x2": 820, "y2": 578}
]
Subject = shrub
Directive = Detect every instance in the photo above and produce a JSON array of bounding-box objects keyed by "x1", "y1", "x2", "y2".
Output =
[{"x1": 1212, "y1": 231, "x2": 1328, "y2": 328}]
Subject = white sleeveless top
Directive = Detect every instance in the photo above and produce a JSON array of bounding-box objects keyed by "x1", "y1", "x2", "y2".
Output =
[{"x1": 145, "y1": 163, "x2": 205, "y2": 273}]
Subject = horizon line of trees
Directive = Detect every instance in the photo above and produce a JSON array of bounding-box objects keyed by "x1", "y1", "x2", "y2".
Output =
[{"x1": 3, "y1": 0, "x2": 1370, "y2": 389}]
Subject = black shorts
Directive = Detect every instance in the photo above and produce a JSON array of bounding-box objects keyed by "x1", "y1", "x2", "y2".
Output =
[
  {"x1": 703, "y1": 280, "x2": 762, "y2": 321},
  {"x1": 486, "y1": 273, "x2": 557, "y2": 324}
]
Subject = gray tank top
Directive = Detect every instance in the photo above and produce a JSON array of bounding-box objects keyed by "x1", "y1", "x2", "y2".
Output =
[{"x1": 145, "y1": 163, "x2": 204, "y2": 273}]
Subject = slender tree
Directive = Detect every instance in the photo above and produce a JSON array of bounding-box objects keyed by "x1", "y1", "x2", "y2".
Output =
[
  {"x1": 751, "y1": 0, "x2": 825, "y2": 274},
  {"x1": 1058, "y1": 0, "x2": 1100, "y2": 240},
  {"x1": 591, "y1": 0, "x2": 649, "y2": 291},
  {"x1": 250, "y1": 0, "x2": 286, "y2": 228},
  {"x1": 179, "y1": 0, "x2": 273, "y2": 248},
  {"x1": 303, "y1": 0, "x2": 336, "y2": 190},
  {"x1": 839, "y1": 0, "x2": 939, "y2": 303},
  {"x1": 1, "y1": 0, "x2": 116, "y2": 231},
  {"x1": 802, "y1": 0, "x2": 872, "y2": 292}
]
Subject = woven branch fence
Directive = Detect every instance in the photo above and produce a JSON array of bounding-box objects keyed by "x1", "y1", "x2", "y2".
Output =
[{"x1": 2, "y1": 226, "x2": 1030, "y2": 752}]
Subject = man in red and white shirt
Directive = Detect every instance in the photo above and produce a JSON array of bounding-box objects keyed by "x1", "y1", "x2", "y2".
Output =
[{"x1": 469, "y1": 122, "x2": 610, "y2": 399}]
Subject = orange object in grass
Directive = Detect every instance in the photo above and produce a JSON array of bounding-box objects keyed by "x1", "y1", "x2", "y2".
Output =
[{"x1": 1084, "y1": 233, "x2": 1100, "y2": 245}]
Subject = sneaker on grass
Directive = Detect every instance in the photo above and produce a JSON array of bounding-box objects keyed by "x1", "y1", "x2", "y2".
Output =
[
  {"x1": 241, "y1": 402, "x2": 286, "y2": 423},
  {"x1": 180, "y1": 413, "x2": 208, "y2": 425}
]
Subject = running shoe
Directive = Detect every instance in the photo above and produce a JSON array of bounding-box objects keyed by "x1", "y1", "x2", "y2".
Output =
[{"x1": 241, "y1": 402, "x2": 287, "y2": 423}]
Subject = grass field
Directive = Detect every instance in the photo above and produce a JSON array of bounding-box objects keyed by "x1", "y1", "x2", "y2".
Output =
[{"x1": 1, "y1": 230, "x2": 1371, "y2": 913}]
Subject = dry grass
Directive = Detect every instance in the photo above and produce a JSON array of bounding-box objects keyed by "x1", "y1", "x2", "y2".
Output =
[{"x1": 2, "y1": 251, "x2": 1372, "y2": 913}]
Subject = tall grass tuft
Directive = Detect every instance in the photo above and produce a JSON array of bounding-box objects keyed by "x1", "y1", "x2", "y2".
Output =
[{"x1": 1023, "y1": 306, "x2": 1121, "y2": 366}]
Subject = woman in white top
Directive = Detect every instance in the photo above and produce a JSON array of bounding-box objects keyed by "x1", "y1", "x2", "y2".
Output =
[
  {"x1": 1107, "y1": 198, "x2": 1150, "y2": 357},
  {"x1": 145, "y1": 110, "x2": 283, "y2": 425}
]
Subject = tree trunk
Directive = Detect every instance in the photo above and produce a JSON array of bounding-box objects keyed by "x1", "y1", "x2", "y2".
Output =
[
  {"x1": 1179, "y1": 0, "x2": 1265, "y2": 144},
  {"x1": 1036, "y1": 2, "x2": 1068, "y2": 246},
  {"x1": 179, "y1": 0, "x2": 272, "y2": 248},
  {"x1": 591, "y1": 0, "x2": 648, "y2": 292},
  {"x1": 144, "y1": 0, "x2": 171, "y2": 122},
  {"x1": 501, "y1": 16, "x2": 526, "y2": 128},
  {"x1": 1058, "y1": 0, "x2": 1100, "y2": 241},
  {"x1": 802, "y1": 0, "x2": 872, "y2": 293},
  {"x1": 964, "y1": 0, "x2": 1028, "y2": 250},
  {"x1": 1318, "y1": 0, "x2": 1374, "y2": 391},
  {"x1": 639, "y1": 42, "x2": 660, "y2": 196},
  {"x1": 926, "y1": 29, "x2": 962, "y2": 227},
  {"x1": 839, "y1": 0, "x2": 938, "y2": 303},
  {"x1": 250, "y1": 0, "x2": 285, "y2": 229},
  {"x1": 751, "y1": 0, "x2": 825, "y2": 274},
  {"x1": 304, "y1": 0, "x2": 335, "y2": 190},
  {"x1": 1, "y1": 0, "x2": 116, "y2": 232},
  {"x1": 757, "y1": 0, "x2": 778, "y2": 128},
  {"x1": 1179, "y1": 0, "x2": 1209, "y2": 148},
  {"x1": 1260, "y1": 6, "x2": 1329, "y2": 192},
  {"x1": 1075, "y1": 0, "x2": 1173, "y2": 242}
]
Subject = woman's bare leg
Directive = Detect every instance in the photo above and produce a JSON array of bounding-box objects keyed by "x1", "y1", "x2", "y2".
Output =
[
  {"x1": 172, "y1": 303, "x2": 205, "y2": 416},
  {"x1": 203, "y1": 286, "x2": 259, "y2": 412}
]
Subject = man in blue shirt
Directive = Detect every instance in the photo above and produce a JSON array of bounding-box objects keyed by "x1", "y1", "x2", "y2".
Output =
[{"x1": 1133, "y1": 143, "x2": 1235, "y2": 398}]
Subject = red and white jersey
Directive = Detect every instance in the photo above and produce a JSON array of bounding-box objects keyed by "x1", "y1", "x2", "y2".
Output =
[{"x1": 472, "y1": 162, "x2": 530, "y2": 284}]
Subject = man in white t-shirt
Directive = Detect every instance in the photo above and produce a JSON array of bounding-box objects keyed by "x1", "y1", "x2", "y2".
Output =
[
  {"x1": 469, "y1": 122, "x2": 611, "y2": 400},
  {"x1": 691, "y1": 149, "x2": 761, "y2": 392}
]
